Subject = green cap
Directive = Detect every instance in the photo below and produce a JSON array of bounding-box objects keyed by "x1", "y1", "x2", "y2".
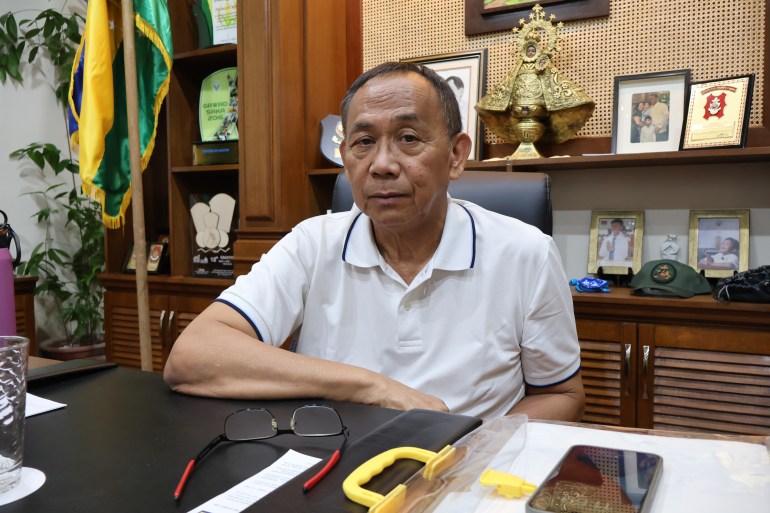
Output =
[{"x1": 630, "y1": 259, "x2": 711, "y2": 298}]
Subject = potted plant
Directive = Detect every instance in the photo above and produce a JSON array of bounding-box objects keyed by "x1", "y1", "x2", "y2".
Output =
[{"x1": 1, "y1": 7, "x2": 105, "y2": 358}]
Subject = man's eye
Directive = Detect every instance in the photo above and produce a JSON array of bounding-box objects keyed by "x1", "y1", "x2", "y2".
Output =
[
  {"x1": 353, "y1": 137, "x2": 374, "y2": 147},
  {"x1": 401, "y1": 134, "x2": 418, "y2": 143}
]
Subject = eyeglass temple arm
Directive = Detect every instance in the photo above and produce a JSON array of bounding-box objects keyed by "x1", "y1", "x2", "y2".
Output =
[
  {"x1": 174, "y1": 434, "x2": 226, "y2": 501},
  {"x1": 303, "y1": 427, "x2": 349, "y2": 494}
]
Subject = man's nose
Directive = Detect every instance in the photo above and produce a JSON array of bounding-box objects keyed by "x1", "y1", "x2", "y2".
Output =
[{"x1": 369, "y1": 141, "x2": 399, "y2": 176}]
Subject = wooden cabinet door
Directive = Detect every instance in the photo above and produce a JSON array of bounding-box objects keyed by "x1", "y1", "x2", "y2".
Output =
[
  {"x1": 104, "y1": 290, "x2": 169, "y2": 372},
  {"x1": 105, "y1": 291, "x2": 215, "y2": 372},
  {"x1": 576, "y1": 319, "x2": 637, "y2": 427},
  {"x1": 638, "y1": 323, "x2": 770, "y2": 436},
  {"x1": 166, "y1": 295, "x2": 215, "y2": 347}
]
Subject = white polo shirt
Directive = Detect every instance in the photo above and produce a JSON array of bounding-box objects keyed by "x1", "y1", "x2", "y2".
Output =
[{"x1": 218, "y1": 199, "x2": 580, "y2": 418}]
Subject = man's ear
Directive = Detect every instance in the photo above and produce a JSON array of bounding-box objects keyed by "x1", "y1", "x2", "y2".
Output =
[
  {"x1": 449, "y1": 132, "x2": 472, "y2": 181},
  {"x1": 339, "y1": 140, "x2": 347, "y2": 165}
]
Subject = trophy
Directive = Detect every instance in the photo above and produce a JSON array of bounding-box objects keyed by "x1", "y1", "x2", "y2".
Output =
[{"x1": 193, "y1": 67, "x2": 239, "y2": 165}]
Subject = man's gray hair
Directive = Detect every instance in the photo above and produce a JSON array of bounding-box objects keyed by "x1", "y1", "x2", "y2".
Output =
[{"x1": 340, "y1": 61, "x2": 463, "y2": 139}]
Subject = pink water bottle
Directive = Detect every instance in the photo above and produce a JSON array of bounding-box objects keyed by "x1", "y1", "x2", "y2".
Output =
[{"x1": 0, "y1": 210, "x2": 21, "y2": 336}]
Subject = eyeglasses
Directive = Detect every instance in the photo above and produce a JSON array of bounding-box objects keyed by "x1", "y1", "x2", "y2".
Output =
[{"x1": 174, "y1": 405, "x2": 348, "y2": 500}]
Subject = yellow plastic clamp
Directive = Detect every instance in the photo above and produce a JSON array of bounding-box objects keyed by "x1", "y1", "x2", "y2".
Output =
[
  {"x1": 343, "y1": 446, "x2": 453, "y2": 513},
  {"x1": 479, "y1": 469, "x2": 538, "y2": 499}
]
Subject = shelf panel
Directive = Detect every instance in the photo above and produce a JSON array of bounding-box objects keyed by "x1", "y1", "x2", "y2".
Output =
[
  {"x1": 100, "y1": 272, "x2": 233, "y2": 296},
  {"x1": 174, "y1": 44, "x2": 237, "y2": 66},
  {"x1": 171, "y1": 164, "x2": 239, "y2": 174},
  {"x1": 466, "y1": 146, "x2": 770, "y2": 172},
  {"x1": 572, "y1": 288, "x2": 770, "y2": 330},
  {"x1": 309, "y1": 168, "x2": 343, "y2": 176}
]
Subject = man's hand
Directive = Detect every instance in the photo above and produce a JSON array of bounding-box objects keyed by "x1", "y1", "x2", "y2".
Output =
[{"x1": 353, "y1": 374, "x2": 449, "y2": 412}]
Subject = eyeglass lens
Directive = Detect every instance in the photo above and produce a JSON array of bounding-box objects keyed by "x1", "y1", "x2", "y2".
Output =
[
  {"x1": 292, "y1": 405, "x2": 343, "y2": 436},
  {"x1": 225, "y1": 409, "x2": 276, "y2": 440},
  {"x1": 224, "y1": 406, "x2": 344, "y2": 441}
]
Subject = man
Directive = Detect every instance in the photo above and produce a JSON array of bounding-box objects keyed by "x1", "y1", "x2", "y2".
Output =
[
  {"x1": 598, "y1": 218, "x2": 630, "y2": 264},
  {"x1": 647, "y1": 93, "x2": 669, "y2": 142},
  {"x1": 164, "y1": 62, "x2": 584, "y2": 420}
]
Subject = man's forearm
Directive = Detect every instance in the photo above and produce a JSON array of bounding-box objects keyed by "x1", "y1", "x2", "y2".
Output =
[{"x1": 163, "y1": 303, "x2": 449, "y2": 411}]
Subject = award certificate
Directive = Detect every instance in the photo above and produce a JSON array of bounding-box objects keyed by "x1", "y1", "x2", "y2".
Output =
[{"x1": 681, "y1": 75, "x2": 753, "y2": 150}]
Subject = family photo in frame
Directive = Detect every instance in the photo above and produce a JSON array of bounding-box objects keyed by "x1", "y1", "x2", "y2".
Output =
[
  {"x1": 403, "y1": 49, "x2": 487, "y2": 160},
  {"x1": 611, "y1": 69, "x2": 690, "y2": 154},
  {"x1": 587, "y1": 211, "x2": 644, "y2": 275},
  {"x1": 689, "y1": 210, "x2": 750, "y2": 278}
]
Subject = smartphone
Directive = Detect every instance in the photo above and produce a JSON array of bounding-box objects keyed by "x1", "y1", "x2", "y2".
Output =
[{"x1": 525, "y1": 444, "x2": 663, "y2": 513}]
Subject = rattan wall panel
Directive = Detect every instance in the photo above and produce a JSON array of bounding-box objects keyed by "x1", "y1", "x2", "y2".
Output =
[{"x1": 362, "y1": 0, "x2": 765, "y2": 143}]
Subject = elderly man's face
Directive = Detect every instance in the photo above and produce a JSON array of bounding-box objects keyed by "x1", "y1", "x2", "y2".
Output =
[{"x1": 341, "y1": 72, "x2": 470, "y2": 234}]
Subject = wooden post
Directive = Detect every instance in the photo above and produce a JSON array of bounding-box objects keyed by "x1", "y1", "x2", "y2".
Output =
[{"x1": 120, "y1": 0, "x2": 153, "y2": 372}]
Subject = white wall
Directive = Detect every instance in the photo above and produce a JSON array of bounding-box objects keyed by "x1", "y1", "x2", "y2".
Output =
[
  {"x1": 1, "y1": 0, "x2": 86, "y2": 340},
  {"x1": 549, "y1": 164, "x2": 770, "y2": 280}
]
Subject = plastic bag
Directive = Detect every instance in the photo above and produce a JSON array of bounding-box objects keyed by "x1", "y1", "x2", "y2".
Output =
[{"x1": 713, "y1": 265, "x2": 770, "y2": 303}]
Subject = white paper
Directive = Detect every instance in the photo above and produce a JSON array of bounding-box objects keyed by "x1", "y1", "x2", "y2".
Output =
[
  {"x1": 187, "y1": 449, "x2": 321, "y2": 513},
  {"x1": 25, "y1": 393, "x2": 66, "y2": 417},
  {"x1": 211, "y1": 0, "x2": 237, "y2": 45}
]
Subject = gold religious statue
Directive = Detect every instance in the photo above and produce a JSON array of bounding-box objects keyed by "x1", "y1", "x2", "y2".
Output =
[{"x1": 475, "y1": 4, "x2": 595, "y2": 159}]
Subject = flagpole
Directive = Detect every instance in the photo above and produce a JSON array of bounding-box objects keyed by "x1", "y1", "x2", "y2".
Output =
[{"x1": 120, "y1": 0, "x2": 153, "y2": 372}]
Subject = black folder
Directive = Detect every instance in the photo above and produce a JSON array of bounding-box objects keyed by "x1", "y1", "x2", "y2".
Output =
[
  {"x1": 28, "y1": 359, "x2": 117, "y2": 386},
  {"x1": 250, "y1": 409, "x2": 482, "y2": 512}
]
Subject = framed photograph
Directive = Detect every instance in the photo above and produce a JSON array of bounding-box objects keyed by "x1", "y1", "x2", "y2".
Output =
[
  {"x1": 403, "y1": 49, "x2": 487, "y2": 160},
  {"x1": 588, "y1": 211, "x2": 644, "y2": 275},
  {"x1": 122, "y1": 244, "x2": 137, "y2": 273},
  {"x1": 681, "y1": 75, "x2": 754, "y2": 150},
  {"x1": 465, "y1": 0, "x2": 609, "y2": 36},
  {"x1": 147, "y1": 243, "x2": 168, "y2": 275},
  {"x1": 611, "y1": 69, "x2": 691, "y2": 154},
  {"x1": 689, "y1": 210, "x2": 750, "y2": 278},
  {"x1": 122, "y1": 242, "x2": 169, "y2": 274}
]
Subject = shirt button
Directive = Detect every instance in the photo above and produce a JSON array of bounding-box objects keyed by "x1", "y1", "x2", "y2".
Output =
[{"x1": 404, "y1": 304, "x2": 411, "y2": 311}]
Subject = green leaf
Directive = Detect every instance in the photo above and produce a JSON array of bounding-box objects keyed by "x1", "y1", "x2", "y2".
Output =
[
  {"x1": 6, "y1": 51, "x2": 19, "y2": 80},
  {"x1": 42, "y1": 144, "x2": 60, "y2": 167},
  {"x1": 24, "y1": 27, "x2": 40, "y2": 39},
  {"x1": 65, "y1": 16, "x2": 80, "y2": 43},
  {"x1": 29, "y1": 150, "x2": 45, "y2": 169},
  {"x1": 5, "y1": 13, "x2": 17, "y2": 42},
  {"x1": 14, "y1": 40, "x2": 25, "y2": 60},
  {"x1": 27, "y1": 45, "x2": 38, "y2": 63},
  {"x1": 42, "y1": 17, "x2": 54, "y2": 38}
]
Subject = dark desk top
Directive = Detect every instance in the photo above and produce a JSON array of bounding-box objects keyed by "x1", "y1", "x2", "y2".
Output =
[
  {"x1": 18, "y1": 363, "x2": 479, "y2": 513},
  {"x1": 17, "y1": 365, "x2": 403, "y2": 512}
]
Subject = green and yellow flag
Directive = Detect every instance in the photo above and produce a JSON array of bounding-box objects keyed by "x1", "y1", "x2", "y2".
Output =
[{"x1": 68, "y1": 0, "x2": 173, "y2": 228}]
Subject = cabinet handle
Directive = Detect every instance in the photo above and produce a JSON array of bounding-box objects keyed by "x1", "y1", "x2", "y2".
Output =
[
  {"x1": 167, "y1": 310, "x2": 175, "y2": 346},
  {"x1": 642, "y1": 345, "x2": 650, "y2": 400},
  {"x1": 159, "y1": 310, "x2": 167, "y2": 346},
  {"x1": 623, "y1": 344, "x2": 631, "y2": 397}
]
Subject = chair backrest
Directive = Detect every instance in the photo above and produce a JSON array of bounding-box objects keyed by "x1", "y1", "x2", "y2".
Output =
[{"x1": 331, "y1": 170, "x2": 553, "y2": 235}]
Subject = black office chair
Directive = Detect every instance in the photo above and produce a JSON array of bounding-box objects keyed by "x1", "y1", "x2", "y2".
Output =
[{"x1": 330, "y1": 170, "x2": 553, "y2": 235}]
